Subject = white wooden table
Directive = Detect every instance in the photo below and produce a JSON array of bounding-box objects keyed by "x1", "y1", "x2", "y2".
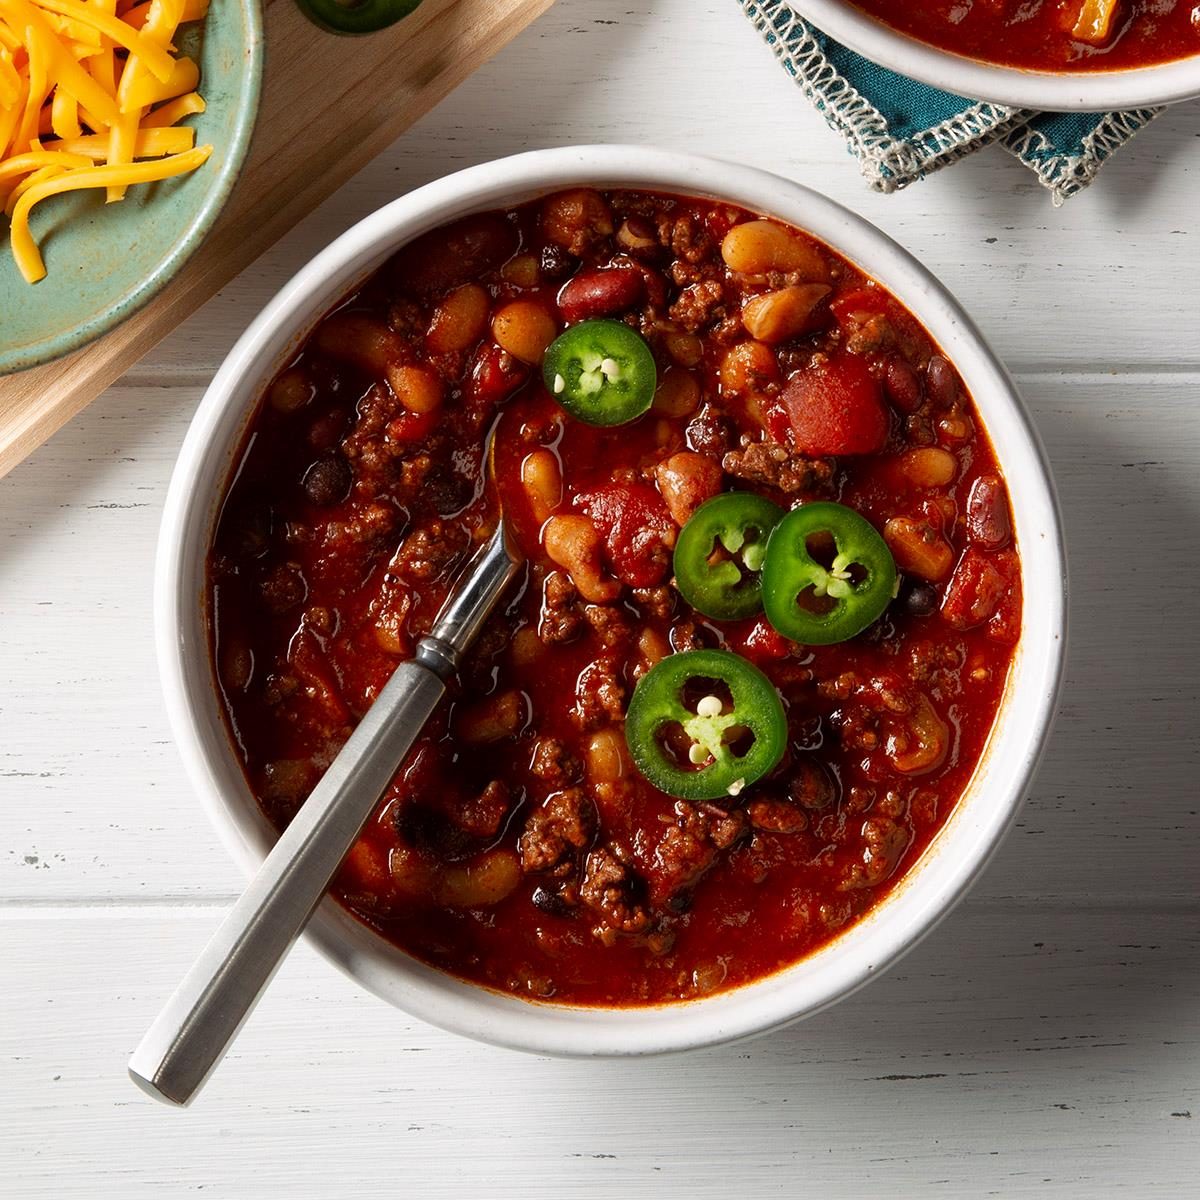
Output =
[{"x1": 2, "y1": 1, "x2": 1198, "y2": 1193}]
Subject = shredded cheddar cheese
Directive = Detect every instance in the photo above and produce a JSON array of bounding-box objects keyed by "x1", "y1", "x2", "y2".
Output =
[{"x1": 0, "y1": 0, "x2": 211, "y2": 283}]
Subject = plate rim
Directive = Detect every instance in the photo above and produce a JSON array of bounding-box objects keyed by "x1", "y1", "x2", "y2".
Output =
[{"x1": 0, "y1": 0, "x2": 266, "y2": 376}]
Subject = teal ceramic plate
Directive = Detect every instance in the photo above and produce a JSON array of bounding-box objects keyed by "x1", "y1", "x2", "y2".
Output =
[{"x1": 0, "y1": 0, "x2": 264, "y2": 375}]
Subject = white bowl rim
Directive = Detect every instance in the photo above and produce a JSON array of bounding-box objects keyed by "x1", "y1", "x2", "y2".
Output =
[
  {"x1": 156, "y1": 145, "x2": 1068, "y2": 1058},
  {"x1": 792, "y1": 0, "x2": 1200, "y2": 110}
]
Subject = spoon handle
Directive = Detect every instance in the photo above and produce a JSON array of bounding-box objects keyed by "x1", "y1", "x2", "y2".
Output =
[{"x1": 129, "y1": 525, "x2": 521, "y2": 1106}]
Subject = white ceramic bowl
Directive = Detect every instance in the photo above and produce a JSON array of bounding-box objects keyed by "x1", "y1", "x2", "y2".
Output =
[
  {"x1": 795, "y1": 0, "x2": 1200, "y2": 110},
  {"x1": 157, "y1": 146, "x2": 1067, "y2": 1057}
]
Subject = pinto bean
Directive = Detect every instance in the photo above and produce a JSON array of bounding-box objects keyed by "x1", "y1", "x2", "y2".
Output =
[
  {"x1": 719, "y1": 340, "x2": 780, "y2": 397},
  {"x1": 269, "y1": 368, "x2": 316, "y2": 414},
  {"x1": 721, "y1": 219, "x2": 829, "y2": 279},
  {"x1": 492, "y1": 301, "x2": 558, "y2": 364},
  {"x1": 543, "y1": 514, "x2": 621, "y2": 603},
  {"x1": 653, "y1": 368, "x2": 701, "y2": 418},
  {"x1": 884, "y1": 516, "x2": 955, "y2": 582},
  {"x1": 740, "y1": 284, "x2": 831, "y2": 344},
  {"x1": 586, "y1": 727, "x2": 630, "y2": 785},
  {"x1": 455, "y1": 689, "x2": 525, "y2": 744},
  {"x1": 542, "y1": 188, "x2": 614, "y2": 255},
  {"x1": 390, "y1": 212, "x2": 518, "y2": 295},
  {"x1": 521, "y1": 448, "x2": 563, "y2": 523},
  {"x1": 386, "y1": 364, "x2": 444, "y2": 414},
  {"x1": 654, "y1": 451, "x2": 723, "y2": 526},
  {"x1": 500, "y1": 254, "x2": 540, "y2": 287},
  {"x1": 894, "y1": 447, "x2": 957, "y2": 489},
  {"x1": 664, "y1": 331, "x2": 704, "y2": 368},
  {"x1": 966, "y1": 474, "x2": 1011, "y2": 549},
  {"x1": 426, "y1": 283, "x2": 490, "y2": 353},
  {"x1": 510, "y1": 626, "x2": 543, "y2": 667},
  {"x1": 557, "y1": 266, "x2": 645, "y2": 323},
  {"x1": 313, "y1": 313, "x2": 404, "y2": 375},
  {"x1": 436, "y1": 848, "x2": 522, "y2": 908}
]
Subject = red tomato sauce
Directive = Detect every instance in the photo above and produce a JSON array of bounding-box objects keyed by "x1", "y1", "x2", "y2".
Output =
[{"x1": 208, "y1": 190, "x2": 1021, "y2": 1006}]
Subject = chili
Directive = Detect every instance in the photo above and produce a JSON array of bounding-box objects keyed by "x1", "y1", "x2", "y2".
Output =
[{"x1": 208, "y1": 188, "x2": 1022, "y2": 1007}]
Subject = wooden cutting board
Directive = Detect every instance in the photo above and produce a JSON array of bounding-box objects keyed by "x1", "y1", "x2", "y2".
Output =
[{"x1": 0, "y1": 0, "x2": 553, "y2": 480}]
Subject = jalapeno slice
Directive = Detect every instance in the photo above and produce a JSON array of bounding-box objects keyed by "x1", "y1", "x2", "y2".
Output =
[
  {"x1": 761, "y1": 501, "x2": 897, "y2": 645},
  {"x1": 624, "y1": 649, "x2": 787, "y2": 801},
  {"x1": 542, "y1": 319, "x2": 656, "y2": 427},
  {"x1": 673, "y1": 493, "x2": 785, "y2": 621},
  {"x1": 296, "y1": 0, "x2": 421, "y2": 35}
]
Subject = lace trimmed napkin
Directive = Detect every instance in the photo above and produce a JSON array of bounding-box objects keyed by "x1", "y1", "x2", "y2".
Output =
[{"x1": 739, "y1": 0, "x2": 1163, "y2": 204}]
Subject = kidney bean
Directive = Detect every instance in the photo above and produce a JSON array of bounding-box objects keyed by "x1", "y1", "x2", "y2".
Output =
[
  {"x1": 925, "y1": 355, "x2": 960, "y2": 408},
  {"x1": 557, "y1": 266, "x2": 645, "y2": 323},
  {"x1": 884, "y1": 356, "x2": 923, "y2": 413},
  {"x1": 389, "y1": 213, "x2": 518, "y2": 295},
  {"x1": 966, "y1": 474, "x2": 1012, "y2": 549}
]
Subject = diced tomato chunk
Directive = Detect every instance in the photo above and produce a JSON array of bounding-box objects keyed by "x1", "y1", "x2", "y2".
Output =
[
  {"x1": 941, "y1": 548, "x2": 1019, "y2": 631},
  {"x1": 734, "y1": 617, "x2": 793, "y2": 664},
  {"x1": 575, "y1": 483, "x2": 676, "y2": 588},
  {"x1": 780, "y1": 354, "x2": 889, "y2": 456}
]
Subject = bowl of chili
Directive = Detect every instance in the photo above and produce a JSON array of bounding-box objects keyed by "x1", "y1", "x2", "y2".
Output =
[
  {"x1": 157, "y1": 146, "x2": 1067, "y2": 1057},
  {"x1": 794, "y1": 0, "x2": 1200, "y2": 110}
]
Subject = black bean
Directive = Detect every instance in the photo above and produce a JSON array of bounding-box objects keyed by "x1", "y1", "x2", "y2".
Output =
[
  {"x1": 900, "y1": 579, "x2": 939, "y2": 618},
  {"x1": 531, "y1": 886, "x2": 572, "y2": 918},
  {"x1": 539, "y1": 243, "x2": 575, "y2": 280},
  {"x1": 302, "y1": 456, "x2": 352, "y2": 507}
]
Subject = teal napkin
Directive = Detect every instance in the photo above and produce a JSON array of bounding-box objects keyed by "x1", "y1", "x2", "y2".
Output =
[{"x1": 739, "y1": 0, "x2": 1163, "y2": 203}]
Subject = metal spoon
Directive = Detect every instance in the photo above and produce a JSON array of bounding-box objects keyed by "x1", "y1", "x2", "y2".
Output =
[{"x1": 129, "y1": 493, "x2": 523, "y2": 1106}]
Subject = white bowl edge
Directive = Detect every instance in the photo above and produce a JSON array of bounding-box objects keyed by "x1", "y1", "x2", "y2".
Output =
[
  {"x1": 793, "y1": 0, "x2": 1200, "y2": 110},
  {"x1": 155, "y1": 145, "x2": 1069, "y2": 1058}
]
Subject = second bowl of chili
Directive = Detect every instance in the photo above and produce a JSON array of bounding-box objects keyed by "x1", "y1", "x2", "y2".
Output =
[
  {"x1": 793, "y1": 0, "x2": 1200, "y2": 110},
  {"x1": 157, "y1": 146, "x2": 1066, "y2": 1057}
]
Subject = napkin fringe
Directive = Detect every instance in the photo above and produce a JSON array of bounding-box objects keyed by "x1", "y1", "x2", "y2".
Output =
[
  {"x1": 1003, "y1": 108, "x2": 1161, "y2": 205},
  {"x1": 742, "y1": 1, "x2": 1029, "y2": 192},
  {"x1": 741, "y1": 0, "x2": 1162, "y2": 201}
]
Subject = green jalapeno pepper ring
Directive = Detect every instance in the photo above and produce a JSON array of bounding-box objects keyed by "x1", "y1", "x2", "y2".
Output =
[
  {"x1": 625, "y1": 649, "x2": 787, "y2": 801},
  {"x1": 673, "y1": 493, "x2": 785, "y2": 621},
  {"x1": 296, "y1": 0, "x2": 422, "y2": 35},
  {"x1": 542, "y1": 319, "x2": 656, "y2": 427},
  {"x1": 761, "y1": 501, "x2": 897, "y2": 646}
]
